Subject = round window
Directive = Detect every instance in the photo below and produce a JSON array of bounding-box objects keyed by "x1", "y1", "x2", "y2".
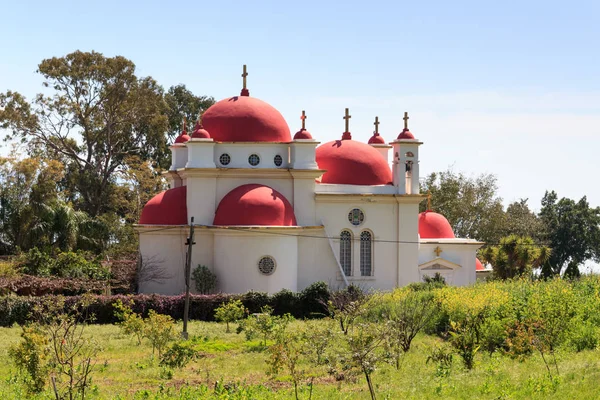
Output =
[
  {"x1": 348, "y1": 208, "x2": 365, "y2": 226},
  {"x1": 274, "y1": 154, "x2": 283, "y2": 167},
  {"x1": 219, "y1": 153, "x2": 231, "y2": 166},
  {"x1": 258, "y1": 256, "x2": 276, "y2": 275},
  {"x1": 248, "y1": 154, "x2": 260, "y2": 166}
]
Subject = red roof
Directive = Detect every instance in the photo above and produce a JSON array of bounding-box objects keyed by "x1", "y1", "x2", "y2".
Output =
[
  {"x1": 202, "y1": 96, "x2": 291, "y2": 142},
  {"x1": 418, "y1": 211, "x2": 455, "y2": 239},
  {"x1": 397, "y1": 128, "x2": 415, "y2": 140},
  {"x1": 139, "y1": 186, "x2": 187, "y2": 225},
  {"x1": 368, "y1": 133, "x2": 386, "y2": 144},
  {"x1": 191, "y1": 121, "x2": 211, "y2": 139},
  {"x1": 476, "y1": 258, "x2": 485, "y2": 271},
  {"x1": 293, "y1": 128, "x2": 313, "y2": 140},
  {"x1": 316, "y1": 140, "x2": 393, "y2": 185},
  {"x1": 174, "y1": 131, "x2": 190, "y2": 144},
  {"x1": 213, "y1": 184, "x2": 297, "y2": 226}
]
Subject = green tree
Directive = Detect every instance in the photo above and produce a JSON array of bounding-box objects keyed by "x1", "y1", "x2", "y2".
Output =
[
  {"x1": 0, "y1": 50, "x2": 169, "y2": 217},
  {"x1": 164, "y1": 84, "x2": 215, "y2": 141},
  {"x1": 539, "y1": 191, "x2": 600, "y2": 277},
  {"x1": 501, "y1": 199, "x2": 544, "y2": 241},
  {"x1": 480, "y1": 235, "x2": 551, "y2": 279},
  {"x1": 421, "y1": 169, "x2": 505, "y2": 243},
  {"x1": 215, "y1": 299, "x2": 247, "y2": 333}
]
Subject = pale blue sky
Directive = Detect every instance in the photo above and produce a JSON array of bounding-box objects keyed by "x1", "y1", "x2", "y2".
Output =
[{"x1": 1, "y1": 0, "x2": 600, "y2": 210}]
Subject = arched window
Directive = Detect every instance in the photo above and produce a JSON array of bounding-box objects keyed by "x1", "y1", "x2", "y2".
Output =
[
  {"x1": 360, "y1": 231, "x2": 373, "y2": 276},
  {"x1": 340, "y1": 230, "x2": 352, "y2": 276}
]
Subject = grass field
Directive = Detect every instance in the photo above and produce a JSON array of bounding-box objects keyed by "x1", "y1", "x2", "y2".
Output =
[{"x1": 1, "y1": 319, "x2": 600, "y2": 399}]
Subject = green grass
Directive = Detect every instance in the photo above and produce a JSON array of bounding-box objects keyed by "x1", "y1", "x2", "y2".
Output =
[{"x1": 1, "y1": 320, "x2": 600, "y2": 399}]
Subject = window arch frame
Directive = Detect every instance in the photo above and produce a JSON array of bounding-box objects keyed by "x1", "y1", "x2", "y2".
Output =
[
  {"x1": 359, "y1": 230, "x2": 374, "y2": 276},
  {"x1": 339, "y1": 230, "x2": 353, "y2": 277}
]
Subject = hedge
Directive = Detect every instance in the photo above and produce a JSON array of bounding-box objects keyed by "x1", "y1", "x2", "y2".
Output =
[
  {"x1": 0, "y1": 275, "x2": 131, "y2": 296},
  {"x1": 0, "y1": 281, "x2": 331, "y2": 327}
]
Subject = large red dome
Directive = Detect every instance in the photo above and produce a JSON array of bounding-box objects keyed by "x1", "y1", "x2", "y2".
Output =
[
  {"x1": 418, "y1": 211, "x2": 455, "y2": 239},
  {"x1": 213, "y1": 184, "x2": 297, "y2": 226},
  {"x1": 316, "y1": 140, "x2": 392, "y2": 185},
  {"x1": 139, "y1": 186, "x2": 187, "y2": 225},
  {"x1": 202, "y1": 96, "x2": 291, "y2": 142}
]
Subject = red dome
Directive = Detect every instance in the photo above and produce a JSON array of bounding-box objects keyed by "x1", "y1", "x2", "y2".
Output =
[
  {"x1": 368, "y1": 133, "x2": 386, "y2": 144},
  {"x1": 397, "y1": 128, "x2": 415, "y2": 140},
  {"x1": 294, "y1": 128, "x2": 313, "y2": 140},
  {"x1": 316, "y1": 140, "x2": 392, "y2": 185},
  {"x1": 476, "y1": 258, "x2": 485, "y2": 271},
  {"x1": 174, "y1": 131, "x2": 190, "y2": 144},
  {"x1": 213, "y1": 184, "x2": 297, "y2": 226},
  {"x1": 202, "y1": 96, "x2": 291, "y2": 142},
  {"x1": 418, "y1": 211, "x2": 455, "y2": 239},
  {"x1": 139, "y1": 186, "x2": 187, "y2": 225},
  {"x1": 191, "y1": 121, "x2": 211, "y2": 139}
]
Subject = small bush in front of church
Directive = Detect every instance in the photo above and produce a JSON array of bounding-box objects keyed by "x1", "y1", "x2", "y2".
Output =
[
  {"x1": 215, "y1": 299, "x2": 247, "y2": 333},
  {"x1": 192, "y1": 265, "x2": 217, "y2": 294},
  {"x1": 299, "y1": 281, "x2": 330, "y2": 318}
]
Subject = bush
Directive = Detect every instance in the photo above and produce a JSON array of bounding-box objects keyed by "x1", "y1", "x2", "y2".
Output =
[
  {"x1": 160, "y1": 339, "x2": 203, "y2": 369},
  {"x1": 144, "y1": 310, "x2": 177, "y2": 357},
  {"x1": 299, "y1": 281, "x2": 330, "y2": 318},
  {"x1": 192, "y1": 265, "x2": 217, "y2": 294},
  {"x1": 271, "y1": 289, "x2": 299, "y2": 316},
  {"x1": 8, "y1": 325, "x2": 50, "y2": 394},
  {"x1": 215, "y1": 299, "x2": 247, "y2": 333},
  {"x1": 17, "y1": 248, "x2": 109, "y2": 280}
]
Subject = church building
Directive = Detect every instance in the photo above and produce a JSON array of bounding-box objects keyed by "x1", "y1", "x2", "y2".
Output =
[{"x1": 136, "y1": 67, "x2": 485, "y2": 295}]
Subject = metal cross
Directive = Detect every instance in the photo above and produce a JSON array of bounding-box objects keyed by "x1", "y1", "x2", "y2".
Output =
[
  {"x1": 343, "y1": 108, "x2": 351, "y2": 132},
  {"x1": 300, "y1": 110, "x2": 306, "y2": 130},
  {"x1": 374, "y1": 116, "x2": 380, "y2": 134},
  {"x1": 241, "y1": 65, "x2": 248, "y2": 89},
  {"x1": 434, "y1": 246, "x2": 443, "y2": 257},
  {"x1": 403, "y1": 111, "x2": 410, "y2": 130}
]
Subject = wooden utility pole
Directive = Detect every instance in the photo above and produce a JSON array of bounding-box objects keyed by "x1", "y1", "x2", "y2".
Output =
[{"x1": 182, "y1": 216, "x2": 195, "y2": 339}]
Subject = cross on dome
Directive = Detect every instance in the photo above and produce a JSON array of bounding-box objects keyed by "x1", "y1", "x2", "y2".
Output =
[
  {"x1": 240, "y1": 65, "x2": 250, "y2": 96},
  {"x1": 342, "y1": 108, "x2": 352, "y2": 140},
  {"x1": 403, "y1": 111, "x2": 409, "y2": 130},
  {"x1": 373, "y1": 116, "x2": 380, "y2": 135},
  {"x1": 300, "y1": 110, "x2": 307, "y2": 130}
]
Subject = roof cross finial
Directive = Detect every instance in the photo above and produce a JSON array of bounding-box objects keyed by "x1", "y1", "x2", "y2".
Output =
[
  {"x1": 343, "y1": 108, "x2": 351, "y2": 132},
  {"x1": 374, "y1": 116, "x2": 380, "y2": 135},
  {"x1": 240, "y1": 65, "x2": 250, "y2": 96},
  {"x1": 300, "y1": 110, "x2": 307, "y2": 130},
  {"x1": 403, "y1": 111, "x2": 410, "y2": 130}
]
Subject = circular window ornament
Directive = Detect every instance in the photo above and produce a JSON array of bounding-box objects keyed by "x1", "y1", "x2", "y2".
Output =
[
  {"x1": 248, "y1": 154, "x2": 260, "y2": 166},
  {"x1": 258, "y1": 256, "x2": 276, "y2": 275},
  {"x1": 219, "y1": 153, "x2": 231, "y2": 166},
  {"x1": 274, "y1": 154, "x2": 283, "y2": 167},
  {"x1": 348, "y1": 208, "x2": 365, "y2": 226}
]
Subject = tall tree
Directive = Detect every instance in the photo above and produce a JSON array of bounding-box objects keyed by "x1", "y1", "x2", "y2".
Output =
[
  {"x1": 164, "y1": 84, "x2": 215, "y2": 141},
  {"x1": 480, "y1": 235, "x2": 551, "y2": 279},
  {"x1": 539, "y1": 191, "x2": 600, "y2": 277},
  {"x1": 501, "y1": 199, "x2": 544, "y2": 241},
  {"x1": 0, "y1": 51, "x2": 169, "y2": 216},
  {"x1": 421, "y1": 170, "x2": 505, "y2": 244}
]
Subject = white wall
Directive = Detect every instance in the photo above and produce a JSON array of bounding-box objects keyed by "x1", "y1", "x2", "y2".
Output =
[
  {"x1": 213, "y1": 143, "x2": 290, "y2": 169},
  {"x1": 213, "y1": 232, "x2": 298, "y2": 294},
  {"x1": 138, "y1": 230, "x2": 187, "y2": 295},
  {"x1": 418, "y1": 242, "x2": 479, "y2": 286}
]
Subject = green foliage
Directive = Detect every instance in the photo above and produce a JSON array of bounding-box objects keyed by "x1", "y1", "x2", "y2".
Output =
[
  {"x1": 113, "y1": 299, "x2": 145, "y2": 345},
  {"x1": 143, "y1": 310, "x2": 177, "y2": 357},
  {"x1": 214, "y1": 299, "x2": 247, "y2": 333},
  {"x1": 480, "y1": 235, "x2": 551, "y2": 279},
  {"x1": 539, "y1": 191, "x2": 600, "y2": 277},
  {"x1": 298, "y1": 281, "x2": 330, "y2": 318},
  {"x1": 8, "y1": 325, "x2": 50, "y2": 394},
  {"x1": 164, "y1": 84, "x2": 215, "y2": 141},
  {"x1": 448, "y1": 313, "x2": 485, "y2": 370},
  {"x1": 191, "y1": 265, "x2": 217, "y2": 295},
  {"x1": 17, "y1": 248, "x2": 109, "y2": 279},
  {"x1": 237, "y1": 306, "x2": 293, "y2": 347},
  {"x1": 160, "y1": 339, "x2": 204, "y2": 369}
]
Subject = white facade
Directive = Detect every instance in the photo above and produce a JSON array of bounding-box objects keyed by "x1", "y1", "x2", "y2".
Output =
[{"x1": 137, "y1": 131, "x2": 483, "y2": 295}]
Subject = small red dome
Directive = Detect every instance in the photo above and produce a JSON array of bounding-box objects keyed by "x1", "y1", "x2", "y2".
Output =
[
  {"x1": 213, "y1": 184, "x2": 297, "y2": 226},
  {"x1": 316, "y1": 140, "x2": 393, "y2": 185},
  {"x1": 294, "y1": 129, "x2": 313, "y2": 140},
  {"x1": 397, "y1": 128, "x2": 415, "y2": 140},
  {"x1": 139, "y1": 186, "x2": 187, "y2": 225},
  {"x1": 368, "y1": 133, "x2": 386, "y2": 144},
  {"x1": 476, "y1": 258, "x2": 485, "y2": 271},
  {"x1": 418, "y1": 211, "x2": 455, "y2": 239},
  {"x1": 202, "y1": 96, "x2": 291, "y2": 142},
  {"x1": 174, "y1": 131, "x2": 190, "y2": 144},
  {"x1": 191, "y1": 121, "x2": 211, "y2": 139}
]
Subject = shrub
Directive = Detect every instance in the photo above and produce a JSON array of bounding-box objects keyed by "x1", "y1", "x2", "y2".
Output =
[
  {"x1": 271, "y1": 289, "x2": 299, "y2": 316},
  {"x1": 192, "y1": 265, "x2": 217, "y2": 294},
  {"x1": 215, "y1": 299, "x2": 247, "y2": 333},
  {"x1": 8, "y1": 325, "x2": 50, "y2": 394},
  {"x1": 567, "y1": 319, "x2": 599, "y2": 352},
  {"x1": 238, "y1": 306, "x2": 293, "y2": 346},
  {"x1": 114, "y1": 299, "x2": 145, "y2": 345},
  {"x1": 143, "y1": 310, "x2": 177, "y2": 357},
  {"x1": 160, "y1": 339, "x2": 204, "y2": 369},
  {"x1": 16, "y1": 249, "x2": 109, "y2": 280},
  {"x1": 299, "y1": 281, "x2": 330, "y2": 318},
  {"x1": 18, "y1": 248, "x2": 53, "y2": 276}
]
